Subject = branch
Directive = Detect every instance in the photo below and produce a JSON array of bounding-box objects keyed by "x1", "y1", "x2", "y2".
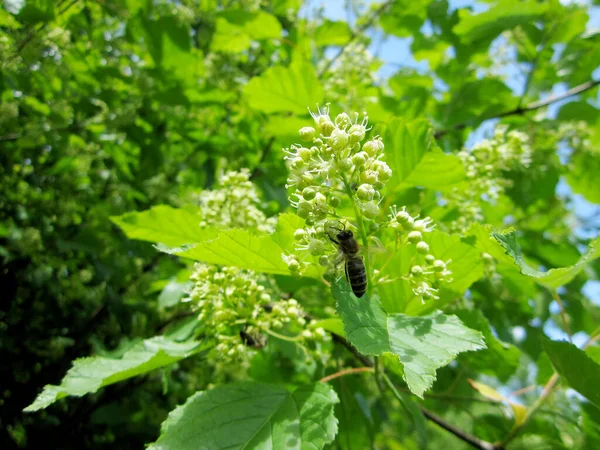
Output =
[
  {"x1": 317, "y1": 0, "x2": 393, "y2": 77},
  {"x1": 333, "y1": 335, "x2": 502, "y2": 450},
  {"x1": 434, "y1": 78, "x2": 600, "y2": 139}
]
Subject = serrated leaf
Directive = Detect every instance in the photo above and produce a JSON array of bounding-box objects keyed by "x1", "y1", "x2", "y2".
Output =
[
  {"x1": 244, "y1": 59, "x2": 323, "y2": 114},
  {"x1": 383, "y1": 118, "x2": 465, "y2": 192},
  {"x1": 24, "y1": 337, "x2": 202, "y2": 412},
  {"x1": 493, "y1": 230, "x2": 600, "y2": 288},
  {"x1": 111, "y1": 205, "x2": 216, "y2": 248},
  {"x1": 148, "y1": 382, "x2": 339, "y2": 450},
  {"x1": 333, "y1": 281, "x2": 485, "y2": 397},
  {"x1": 453, "y1": 0, "x2": 548, "y2": 46},
  {"x1": 543, "y1": 338, "x2": 600, "y2": 408}
]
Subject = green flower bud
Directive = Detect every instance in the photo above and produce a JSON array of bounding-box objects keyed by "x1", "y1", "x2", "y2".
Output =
[
  {"x1": 352, "y1": 151, "x2": 368, "y2": 167},
  {"x1": 297, "y1": 201, "x2": 311, "y2": 219},
  {"x1": 318, "y1": 255, "x2": 330, "y2": 266},
  {"x1": 299, "y1": 127, "x2": 316, "y2": 142},
  {"x1": 328, "y1": 195, "x2": 341, "y2": 207},
  {"x1": 407, "y1": 231, "x2": 422, "y2": 243},
  {"x1": 302, "y1": 187, "x2": 316, "y2": 200},
  {"x1": 298, "y1": 147, "x2": 312, "y2": 162},
  {"x1": 294, "y1": 229, "x2": 307, "y2": 241},
  {"x1": 335, "y1": 113, "x2": 351, "y2": 129},
  {"x1": 315, "y1": 115, "x2": 335, "y2": 137},
  {"x1": 287, "y1": 258, "x2": 300, "y2": 272},
  {"x1": 369, "y1": 222, "x2": 380, "y2": 233},
  {"x1": 360, "y1": 170, "x2": 378, "y2": 185},
  {"x1": 432, "y1": 260, "x2": 446, "y2": 272},
  {"x1": 373, "y1": 181, "x2": 385, "y2": 190},
  {"x1": 363, "y1": 138, "x2": 384, "y2": 156},
  {"x1": 348, "y1": 124, "x2": 366, "y2": 144},
  {"x1": 376, "y1": 161, "x2": 392, "y2": 181},
  {"x1": 396, "y1": 211, "x2": 414, "y2": 228},
  {"x1": 416, "y1": 241, "x2": 429, "y2": 254},
  {"x1": 338, "y1": 158, "x2": 353, "y2": 171},
  {"x1": 411, "y1": 265, "x2": 424, "y2": 277},
  {"x1": 425, "y1": 254, "x2": 435, "y2": 263},
  {"x1": 357, "y1": 184, "x2": 375, "y2": 201},
  {"x1": 330, "y1": 128, "x2": 349, "y2": 152},
  {"x1": 362, "y1": 202, "x2": 380, "y2": 219},
  {"x1": 308, "y1": 238, "x2": 325, "y2": 256}
]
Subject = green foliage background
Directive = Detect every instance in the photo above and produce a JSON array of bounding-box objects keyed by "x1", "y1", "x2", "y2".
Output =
[{"x1": 1, "y1": 0, "x2": 600, "y2": 449}]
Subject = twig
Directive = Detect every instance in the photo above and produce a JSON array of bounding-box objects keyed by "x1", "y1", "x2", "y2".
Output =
[
  {"x1": 319, "y1": 367, "x2": 374, "y2": 383},
  {"x1": 421, "y1": 407, "x2": 503, "y2": 450},
  {"x1": 434, "y1": 78, "x2": 600, "y2": 139},
  {"x1": 317, "y1": 0, "x2": 393, "y2": 77},
  {"x1": 551, "y1": 290, "x2": 572, "y2": 341},
  {"x1": 250, "y1": 137, "x2": 275, "y2": 180}
]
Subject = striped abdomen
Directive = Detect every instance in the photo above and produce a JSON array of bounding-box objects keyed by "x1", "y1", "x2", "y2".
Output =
[{"x1": 346, "y1": 256, "x2": 367, "y2": 298}]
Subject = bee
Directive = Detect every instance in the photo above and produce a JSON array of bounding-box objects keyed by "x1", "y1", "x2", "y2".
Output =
[
  {"x1": 329, "y1": 227, "x2": 367, "y2": 298},
  {"x1": 240, "y1": 327, "x2": 267, "y2": 349}
]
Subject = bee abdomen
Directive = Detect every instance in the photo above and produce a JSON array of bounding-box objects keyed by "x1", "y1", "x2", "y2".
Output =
[{"x1": 346, "y1": 257, "x2": 367, "y2": 298}]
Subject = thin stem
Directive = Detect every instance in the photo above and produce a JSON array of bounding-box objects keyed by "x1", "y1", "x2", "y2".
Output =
[
  {"x1": 551, "y1": 290, "x2": 572, "y2": 340},
  {"x1": 502, "y1": 373, "x2": 560, "y2": 446},
  {"x1": 262, "y1": 328, "x2": 303, "y2": 342},
  {"x1": 319, "y1": 367, "x2": 374, "y2": 383}
]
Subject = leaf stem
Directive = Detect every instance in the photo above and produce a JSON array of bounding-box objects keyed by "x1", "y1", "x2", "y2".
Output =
[
  {"x1": 319, "y1": 367, "x2": 374, "y2": 383},
  {"x1": 551, "y1": 290, "x2": 572, "y2": 341},
  {"x1": 262, "y1": 328, "x2": 303, "y2": 342}
]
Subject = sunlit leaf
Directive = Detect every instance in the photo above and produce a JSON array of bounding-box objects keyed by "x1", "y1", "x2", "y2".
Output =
[
  {"x1": 148, "y1": 382, "x2": 339, "y2": 450},
  {"x1": 333, "y1": 281, "x2": 485, "y2": 397},
  {"x1": 24, "y1": 337, "x2": 202, "y2": 412}
]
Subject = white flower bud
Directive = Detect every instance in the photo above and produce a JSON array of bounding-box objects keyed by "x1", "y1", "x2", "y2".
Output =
[
  {"x1": 375, "y1": 161, "x2": 392, "y2": 181},
  {"x1": 315, "y1": 115, "x2": 335, "y2": 136},
  {"x1": 432, "y1": 260, "x2": 446, "y2": 272},
  {"x1": 338, "y1": 158, "x2": 353, "y2": 171},
  {"x1": 395, "y1": 211, "x2": 414, "y2": 228},
  {"x1": 294, "y1": 229, "x2": 307, "y2": 241},
  {"x1": 299, "y1": 127, "x2": 316, "y2": 142},
  {"x1": 298, "y1": 147, "x2": 312, "y2": 162},
  {"x1": 411, "y1": 265, "x2": 424, "y2": 277},
  {"x1": 425, "y1": 254, "x2": 435, "y2": 263}
]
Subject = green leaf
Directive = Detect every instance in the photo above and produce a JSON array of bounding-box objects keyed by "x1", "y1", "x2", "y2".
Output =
[
  {"x1": 148, "y1": 382, "x2": 339, "y2": 450},
  {"x1": 314, "y1": 20, "x2": 352, "y2": 46},
  {"x1": 18, "y1": 0, "x2": 54, "y2": 24},
  {"x1": 456, "y1": 310, "x2": 520, "y2": 382},
  {"x1": 379, "y1": 0, "x2": 431, "y2": 38},
  {"x1": 111, "y1": 205, "x2": 214, "y2": 248},
  {"x1": 453, "y1": 0, "x2": 548, "y2": 47},
  {"x1": 543, "y1": 338, "x2": 600, "y2": 408},
  {"x1": 383, "y1": 118, "x2": 465, "y2": 191},
  {"x1": 493, "y1": 230, "x2": 600, "y2": 288},
  {"x1": 212, "y1": 10, "x2": 282, "y2": 52},
  {"x1": 333, "y1": 281, "x2": 485, "y2": 397},
  {"x1": 567, "y1": 149, "x2": 600, "y2": 204},
  {"x1": 24, "y1": 337, "x2": 202, "y2": 412},
  {"x1": 243, "y1": 59, "x2": 324, "y2": 114}
]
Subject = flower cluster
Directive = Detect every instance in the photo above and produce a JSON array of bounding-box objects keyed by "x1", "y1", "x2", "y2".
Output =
[
  {"x1": 188, "y1": 264, "x2": 327, "y2": 366},
  {"x1": 320, "y1": 42, "x2": 377, "y2": 111},
  {"x1": 283, "y1": 105, "x2": 391, "y2": 275},
  {"x1": 193, "y1": 168, "x2": 276, "y2": 233},
  {"x1": 384, "y1": 206, "x2": 453, "y2": 303},
  {"x1": 446, "y1": 126, "x2": 532, "y2": 232}
]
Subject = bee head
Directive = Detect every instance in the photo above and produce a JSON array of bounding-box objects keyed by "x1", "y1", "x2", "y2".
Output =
[{"x1": 337, "y1": 229, "x2": 354, "y2": 240}]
